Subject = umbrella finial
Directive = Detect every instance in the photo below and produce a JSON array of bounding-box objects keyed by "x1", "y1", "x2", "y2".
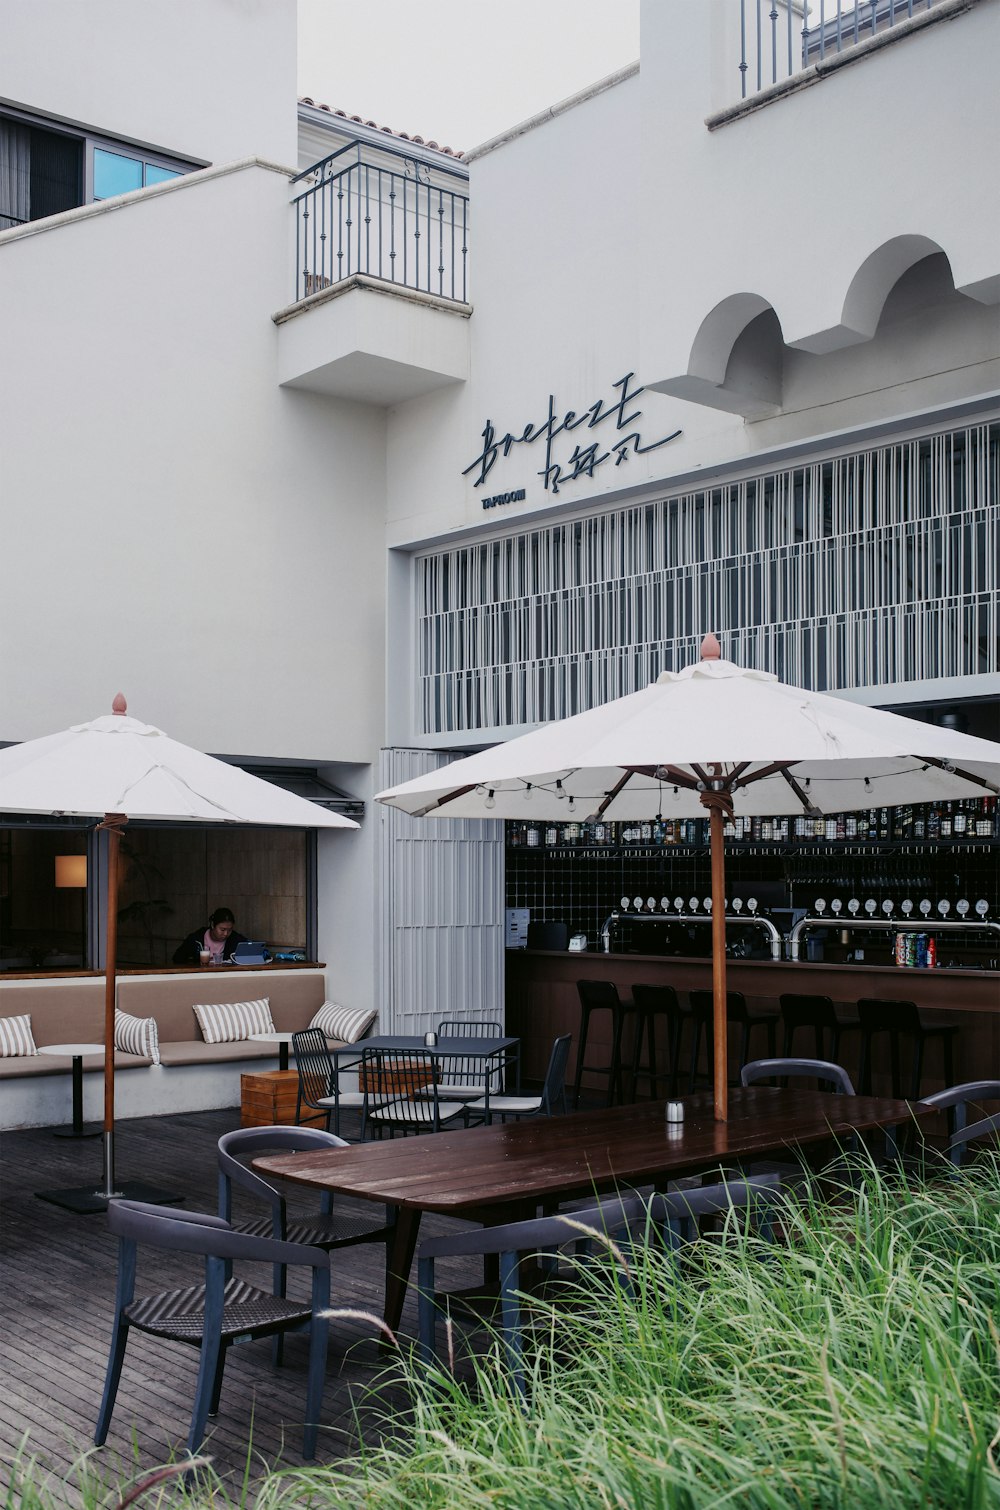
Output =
[
  {"x1": 112, "y1": 693, "x2": 127, "y2": 716},
  {"x1": 700, "y1": 633, "x2": 721, "y2": 661}
]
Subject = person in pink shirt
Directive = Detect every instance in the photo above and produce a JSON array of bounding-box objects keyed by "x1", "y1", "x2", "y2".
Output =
[{"x1": 172, "y1": 907, "x2": 247, "y2": 965}]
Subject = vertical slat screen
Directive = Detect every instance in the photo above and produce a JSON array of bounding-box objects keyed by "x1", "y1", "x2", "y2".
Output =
[
  {"x1": 416, "y1": 421, "x2": 998, "y2": 736},
  {"x1": 376, "y1": 749, "x2": 505, "y2": 1037}
]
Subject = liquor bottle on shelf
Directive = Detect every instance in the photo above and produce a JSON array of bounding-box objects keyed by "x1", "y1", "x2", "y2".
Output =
[
  {"x1": 879, "y1": 808, "x2": 891, "y2": 841},
  {"x1": 913, "y1": 805, "x2": 926, "y2": 840},
  {"x1": 939, "y1": 803, "x2": 953, "y2": 840},
  {"x1": 951, "y1": 801, "x2": 968, "y2": 838},
  {"x1": 974, "y1": 797, "x2": 995, "y2": 837},
  {"x1": 544, "y1": 824, "x2": 559, "y2": 847},
  {"x1": 525, "y1": 823, "x2": 540, "y2": 848},
  {"x1": 927, "y1": 805, "x2": 941, "y2": 840},
  {"x1": 867, "y1": 809, "x2": 878, "y2": 841},
  {"x1": 508, "y1": 823, "x2": 522, "y2": 848}
]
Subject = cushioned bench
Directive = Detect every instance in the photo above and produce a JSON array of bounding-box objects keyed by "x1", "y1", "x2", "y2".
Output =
[{"x1": 0, "y1": 969, "x2": 345, "y2": 1129}]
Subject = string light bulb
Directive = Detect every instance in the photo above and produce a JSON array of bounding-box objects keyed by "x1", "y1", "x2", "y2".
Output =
[
  {"x1": 555, "y1": 780, "x2": 566, "y2": 800},
  {"x1": 484, "y1": 790, "x2": 496, "y2": 810},
  {"x1": 523, "y1": 783, "x2": 532, "y2": 801}
]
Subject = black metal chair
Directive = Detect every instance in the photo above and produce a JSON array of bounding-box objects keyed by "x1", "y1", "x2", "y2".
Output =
[
  {"x1": 467, "y1": 1033, "x2": 571, "y2": 1124},
  {"x1": 779, "y1": 993, "x2": 853, "y2": 1061},
  {"x1": 688, "y1": 989, "x2": 777, "y2": 1090},
  {"x1": 359, "y1": 1047, "x2": 470, "y2": 1137},
  {"x1": 918, "y1": 1080, "x2": 1000, "y2": 1170},
  {"x1": 291, "y1": 1027, "x2": 365, "y2": 1139},
  {"x1": 417, "y1": 1176, "x2": 781, "y2": 1397},
  {"x1": 435, "y1": 1018, "x2": 507, "y2": 1100},
  {"x1": 628, "y1": 983, "x2": 688, "y2": 1100},
  {"x1": 95, "y1": 1199, "x2": 330, "y2": 1461},
  {"x1": 856, "y1": 998, "x2": 959, "y2": 1099},
  {"x1": 217, "y1": 1124, "x2": 396, "y2": 1359},
  {"x1": 573, "y1": 980, "x2": 634, "y2": 1107}
]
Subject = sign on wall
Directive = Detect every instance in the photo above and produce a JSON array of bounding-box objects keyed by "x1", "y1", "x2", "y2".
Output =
[{"x1": 463, "y1": 371, "x2": 682, "y2": 508}]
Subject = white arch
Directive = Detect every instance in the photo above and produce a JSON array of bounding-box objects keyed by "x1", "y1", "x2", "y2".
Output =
[
  {"x1": 648, "y1": 292, "x2": 781, "y2": 418},
  {"x1": 787, "y1": 234, "x2": 947, "y2": 355}
]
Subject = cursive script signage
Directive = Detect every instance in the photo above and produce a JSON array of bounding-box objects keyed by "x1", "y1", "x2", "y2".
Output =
[{"x1": 463, "y1": 372, "x2": 682, "y2": 505}]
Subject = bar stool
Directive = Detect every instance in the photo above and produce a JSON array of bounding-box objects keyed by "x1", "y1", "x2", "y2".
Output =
[
  {"x1": 856, "y1": 998, "x2": 958, "y2": 1100},
  {"x1": 573, "y1": 980, "x2": 633, "y2": 1108},
  {"x1": 779, "y1": 993, "x2": 853, "y2": 1061},
  {"x1": 628, "y1": 984, "x2": 688, "y2": 1101},
  {"x1": 688, "y1": 989, "x2": 777, "y2": 1090}
]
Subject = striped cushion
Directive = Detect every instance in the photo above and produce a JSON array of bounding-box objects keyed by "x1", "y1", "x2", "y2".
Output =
[
  {"x1": 114, "y1": 1009, "x2": 161, "y2": 1065},
  {"x1": 310, "y1": 1000, "x2": 377, "y2": 1044},
  {"x1": 192, "y1": 997, "x2": 274, "y2": 1045},
  {"x1": 0, "y1": 1014, "x2": 37, "y2": 1057}
]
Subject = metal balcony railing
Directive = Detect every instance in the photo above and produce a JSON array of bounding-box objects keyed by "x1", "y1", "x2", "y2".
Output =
[
  {"x1": 738, "y1": 0, "x2": 941, "y2": 100},
  {"x1": 291, "y1": 140, "x2": 470, "y2": 306}
]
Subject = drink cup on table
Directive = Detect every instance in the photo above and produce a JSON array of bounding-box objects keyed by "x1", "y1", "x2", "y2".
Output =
[{"x1": 199, "y1": 949, "x2": 211, "y2": 967}]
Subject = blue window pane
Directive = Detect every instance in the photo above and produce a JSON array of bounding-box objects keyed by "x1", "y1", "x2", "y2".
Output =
[
  {"x1": 145, "y1": 164, "x2": 180, "y2": 187},
  {"x1": 94, "y1": 149, "x2": 142, "y2": 199}
]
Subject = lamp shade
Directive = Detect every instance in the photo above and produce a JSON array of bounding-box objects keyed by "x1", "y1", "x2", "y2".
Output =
[{"x1": 54, "y1": 854, "x2": 87, "y2": 888}]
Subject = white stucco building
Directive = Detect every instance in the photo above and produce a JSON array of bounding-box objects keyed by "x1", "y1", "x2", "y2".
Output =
[{"x1": 1, "y1": 0, "x2": 997, "y2": 1044}]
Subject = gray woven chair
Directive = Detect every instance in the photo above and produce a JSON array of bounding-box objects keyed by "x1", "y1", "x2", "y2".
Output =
[
  {"x1": 417, "y1": 1175, "x2": 781, "y2": 1397},
  {"x1": 741, "y1": 1057, "x2": 856, "y2": 1094},
  {"x1": 217, "y1": 1124, "x2": 396, "y2": 1359},
  {"x1": 95, "y1": 1198, "x2": 330, "y2": 1461},
  {"x1": 919, "y1": 1080, "x2": 1000, "y2": 1170}
]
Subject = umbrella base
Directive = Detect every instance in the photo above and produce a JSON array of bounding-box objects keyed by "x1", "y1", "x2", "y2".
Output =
[
  {"x1": 34, "y1": 1180, "x2": 184, "y2": 1215},
  {"x1": 52, "y1": 1122, "x2": 103, "y2": 1140}
]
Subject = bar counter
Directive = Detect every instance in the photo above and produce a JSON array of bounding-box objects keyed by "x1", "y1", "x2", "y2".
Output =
[{"x1": 506, "y1": 948, "x2": 1000, "y2": 1093}]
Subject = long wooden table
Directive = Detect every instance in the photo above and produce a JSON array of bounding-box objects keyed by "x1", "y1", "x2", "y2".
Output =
[{"x1": 254, "y1": 1087, "x2": 925, "y2": 1332}]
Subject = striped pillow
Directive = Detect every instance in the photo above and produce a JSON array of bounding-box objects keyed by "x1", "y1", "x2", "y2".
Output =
[
  {"x1": 0, "y1": 1013, "x2": 37, "y2": 1057},
  {"x1": 192, "y1": 997, "x2": 274, "y2": 1045},
  {"x1": 310, "y1": 1000, "x2": 377, "y2": 1044},
  {"x1": 114, "y1": 1009, "x2": 160, "y2": 1065}
]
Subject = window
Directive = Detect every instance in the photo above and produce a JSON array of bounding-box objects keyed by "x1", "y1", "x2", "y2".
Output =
[
  {"x1": 93, "y1": 148, "x2": 181, "y2": 200},
  {"x1": 0, "y1": 107, "x2": 193, "y2": 229}
]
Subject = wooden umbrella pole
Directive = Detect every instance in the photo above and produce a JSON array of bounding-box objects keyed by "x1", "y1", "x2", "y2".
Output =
[
  {"x1": 699, "y1": 783, "x2": 734, "y2": 1123},
  {"x1": 99, "y1": 813, "x2": 127, "y2": 1198},
  {"x1": 708, "y1": 803, "x2": 729, "y2": 1122}
]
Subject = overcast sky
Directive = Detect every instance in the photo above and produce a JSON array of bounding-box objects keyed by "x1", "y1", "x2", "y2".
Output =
[{"x1": 297, "y1": 0, "x2": 641, "y2": 155}]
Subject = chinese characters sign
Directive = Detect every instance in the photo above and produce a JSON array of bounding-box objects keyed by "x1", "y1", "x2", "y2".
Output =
[{"x1": 463, "y1": 372, "x2": 682, "y2": 506}]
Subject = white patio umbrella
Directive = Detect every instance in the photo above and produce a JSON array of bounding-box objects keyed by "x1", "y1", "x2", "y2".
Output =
[
  {"x1": 0, "y1": 694, "x2": 358, "y2": 1209},
  {"x1": 377, "y1": 636, "x2": 1000, "y2": 1120}
]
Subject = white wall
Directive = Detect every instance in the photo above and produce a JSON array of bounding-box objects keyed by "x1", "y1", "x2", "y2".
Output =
[
  {"x1": 637, "y1": 0, "x2": 1000, "y2": 415},
  {"x1": 383, "y1": 0, "x2": 999, "y2": 559},
  {"x1": 385, "y1": 72, "x2": 744, "y2": 550},
  {"x1": 0, "y1": 0, "x2": 296, "y2": 167},
  {"x1": 0, "y1": 164, "x2": 386, "y2": 761}
]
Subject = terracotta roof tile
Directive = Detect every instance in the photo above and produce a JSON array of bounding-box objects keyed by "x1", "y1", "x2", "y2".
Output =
[{"x1": 298, "y1": 97, "x2": 464, "y2": 159}]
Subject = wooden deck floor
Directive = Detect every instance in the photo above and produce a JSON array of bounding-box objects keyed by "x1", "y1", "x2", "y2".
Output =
[{"x1": 0, "y1": 1107, "x2": 479, "y2": 1502}]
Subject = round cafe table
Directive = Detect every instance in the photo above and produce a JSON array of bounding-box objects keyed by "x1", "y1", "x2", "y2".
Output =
[
  {"x1": 249, "y1": 1030, "x2": 295, "y2": 1073},
  {"x1": 38, "y1": 1042, "x2": 104, "y2": 1138}
]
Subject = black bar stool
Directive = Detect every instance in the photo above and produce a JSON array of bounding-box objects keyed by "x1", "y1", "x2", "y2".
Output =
[
  {"x1": 779, "y1": 993, "x2": 854, "y2": 1062},
  {"x1": 573, "y1": 980, "x2": 633, "y2": 1108},
  {"x1": 688, "y1": 989, "x2": 777, "y2": 1090},
  {"x1": 628, "y1": 984, "x2": 688, "y2": 1101},
  {"x1": 856, "y1": 998, "x2": 959, "y2": 1100}
]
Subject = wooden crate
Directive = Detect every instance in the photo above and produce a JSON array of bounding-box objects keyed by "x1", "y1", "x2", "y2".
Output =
[
  {"x1": 240, "y1": 1069, "x2": 323, "y2": 1128},
  {"x1": 358, "y1": 1058, "x2": 433, "y2": 1096}
]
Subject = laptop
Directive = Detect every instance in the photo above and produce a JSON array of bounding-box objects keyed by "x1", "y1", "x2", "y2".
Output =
[{"x1": 231, "y1": 941, "x2": 271, "y2": 965}]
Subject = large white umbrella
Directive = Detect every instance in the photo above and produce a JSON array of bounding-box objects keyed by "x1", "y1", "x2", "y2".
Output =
[
  {"x1": 377, "y1": 636, "x2": 1000, "y2": 1120},
  {"x1": 0, "y1": 695, "x2": 358, "y2": 1207}
]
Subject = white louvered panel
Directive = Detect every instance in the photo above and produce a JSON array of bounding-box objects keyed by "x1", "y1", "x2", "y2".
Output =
[
  {"x1": 416, "y1": 421, "x2": 998, "y2": 736},
  {"x1": 377, "y1": 749, "x2": 504, "y2": 1038}
]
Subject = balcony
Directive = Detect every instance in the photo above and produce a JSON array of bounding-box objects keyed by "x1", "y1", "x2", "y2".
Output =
[{"x1": 274, "y1": 139, "x2": 471, "y2": 406}]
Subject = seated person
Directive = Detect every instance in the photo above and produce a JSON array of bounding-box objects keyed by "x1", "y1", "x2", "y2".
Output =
[{"x1": 173, "y1": 907, "x2": 247, "y2": 966}]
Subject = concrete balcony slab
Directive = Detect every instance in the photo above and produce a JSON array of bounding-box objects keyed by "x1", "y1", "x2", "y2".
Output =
[{"x1": 274, "y1": 274, "x2": 471, "y2": 406}]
